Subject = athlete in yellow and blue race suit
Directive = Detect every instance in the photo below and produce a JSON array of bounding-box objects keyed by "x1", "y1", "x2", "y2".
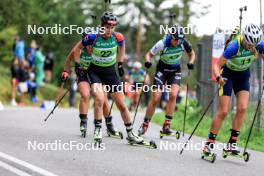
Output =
[{"x1": 203, "y1": 23, "x2": 264, "y2": 155}]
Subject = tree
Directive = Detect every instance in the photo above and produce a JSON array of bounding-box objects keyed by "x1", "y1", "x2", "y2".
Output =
[{"x1": 0, "y1": 0, "x2": 210, "y2": 85}]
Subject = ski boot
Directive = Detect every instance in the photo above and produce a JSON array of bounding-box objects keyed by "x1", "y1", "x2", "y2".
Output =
[
  {"x1": 138, "y1": 122, "x2": 149, "y2": 136},
  {"x1": 222, "y1": 143, "x2": 249, "y2": 162},
  {"x1": 80, "y1": 118, "x2": 87, "y2": 138},
  {"x1": 106, "y1": 123, "x2": 123, "y2": 139},
  {"x1": 127, "y1": 130, "x2": 157, "y2": 149},
  {"x1": 160, "y1": 122, "x2": 180, "y2": 139},
  {"x1": 201, "y1": 143, "x2": 216, "y2": 163},
  {"x1": 94, "y1": 127, "x2": 103, "y2": 148}
]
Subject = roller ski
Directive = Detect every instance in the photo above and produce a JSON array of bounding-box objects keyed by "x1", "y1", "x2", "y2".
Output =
[
  {"x1": 80, "y1": 118, "x2": 87, "y2": 138},
  {"x1": 106, "y1": 124, "x2": 123, "y2": 139},
  {"x1": 201, "y1": 144, "x2": 217, "y2": 163},
  {"x1": 138, "y1": 122, "x2": 149, "y2": 136},
  {"x1": 127, "y1": 130, "x2": 157, "y2": 149},
  {"x1": 159, "y1": 118, "x2": 180, "y2": 139},
  {"x1": 160, "y1": 124, "x2": 180, "y2": 139},
  {"x1": 222, "y1": 143, "x2": 249, "y2": 162},
  {"x1": 93, "y1": 127, "x2": 103, "y2": 148}
]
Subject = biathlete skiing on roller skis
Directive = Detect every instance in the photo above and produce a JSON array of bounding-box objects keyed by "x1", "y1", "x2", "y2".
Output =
[
  {"x1": 202, "y1": 23, "x2": 264, "y2": 162},
  {"x1": 137, "y1": 24, "x2": 196, "y2": 139},
  {"x1": 61, "y1": 28, "x2": 123, "y2": 139},
  {"x1": 64, "y1": 11, "x2": 157, "y2": 148}
]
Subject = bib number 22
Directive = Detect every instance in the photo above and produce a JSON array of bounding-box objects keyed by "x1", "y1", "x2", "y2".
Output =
[{"x1": 100, "y1": 51, "x2": 112, "y2": 57}]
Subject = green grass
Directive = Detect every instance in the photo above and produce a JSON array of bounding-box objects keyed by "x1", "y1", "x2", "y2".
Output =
[
  {"x1": 0, "y1": 64, "x2": 11, "y2": 104},
  {"x1": 152, "y1": 101, "x2": 264, "y2": 152}
]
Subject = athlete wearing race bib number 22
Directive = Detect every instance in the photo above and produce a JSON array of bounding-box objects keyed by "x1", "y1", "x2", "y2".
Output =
[
  {"x1": 72, "y1": 11, "x2": 145, "y2": 145},
  {"x1": 61, "y1": 32, "x2": 122, "y2": 138}
]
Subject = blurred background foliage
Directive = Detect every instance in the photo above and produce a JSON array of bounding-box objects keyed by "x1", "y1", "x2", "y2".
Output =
[{"x1": 0, "y1": 0, "x2": 210, "y2": 87}]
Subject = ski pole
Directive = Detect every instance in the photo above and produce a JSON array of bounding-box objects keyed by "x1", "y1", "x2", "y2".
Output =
[
  {"x1": 243, "y1": 85, "x2": 264, "y2": 154},
  {"x1": 183, "y1": 70, "x2": 190, "y2": 137},
  {"x1": 132, "y1": 69, "x2": 148, "y2": 125},
  {"x1": 180, "y1": 87, "x2": 219, "y2": 155},
  {"x1": 44, "y1": 79, "x2": 77, "y2": 122},
  {"x1": 107, "y1": 97, "x2": 114, "y2": 118},
  {"x1": 91, "y1": 13, "x2": 97, "y2": 22},
  {"x1": 169, "y1": 13, "x2": 176, "y2": 25},
  {"x1": 104, "y1": 0, "x2": 111, "y2": 11},
  {"x1": 55, "y1": 81, "x2": 65, "y2": 104},
  {"x1": 239, "y1": 6, "x2": 247, "y2": 30}
]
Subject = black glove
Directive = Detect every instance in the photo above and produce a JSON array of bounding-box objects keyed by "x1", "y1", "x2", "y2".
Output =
[
  {"x1": 187, "y1": 63, "x2": 194, "y2": 70},
  {"x1": 60, "y1": 70, "x2": 69, "y2": 82},
  {"x1": 118, "y1": 62, "x2": 124, "y2": 77},
  {"x1": 145, "y1": 61, "x2": 152, "y2": 68}
]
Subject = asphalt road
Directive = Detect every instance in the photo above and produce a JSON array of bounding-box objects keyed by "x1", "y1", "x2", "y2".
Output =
[{"x1": 0, "y1": 107, "x2": 263, "y2": 176}]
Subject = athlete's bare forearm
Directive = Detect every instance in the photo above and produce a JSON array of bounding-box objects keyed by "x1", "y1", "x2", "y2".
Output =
[
  {"x1": 188, "y1": 50, "x2": 195, "y2": 64},
  {"x1": 214, "y1": 55, "x2": 227, "y2": 78},
  {"x1": 117, "y1": 44, "x2": 125, "y2": 63},
  {"x1": 63, "y1": 42, "x2": 82, "y2": 71}
]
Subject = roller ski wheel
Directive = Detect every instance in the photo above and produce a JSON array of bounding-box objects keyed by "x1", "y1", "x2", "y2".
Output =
[
  {"x1": 243, "y1": 152, "x2": 250, "y2": 162},
  {"x1": 202, "y1": 145, "x2": 216, "y2": 163},
  {"x1": 107, "y1": 129, "x2": 123, "y2": 139},
  {"x1": 80, "y1": 129, "x2": 86, "y2": 138},
  {"x1": 93, "y1": 127, "x2": 103, "y2": 148},
  {"x1": 94, "y1": 138, "x2": 102, "y2": 148},
  {"x1": 80, "y1": 121, "x2": 87, "y2": 138},
  {"x1": 201, "y1": 152, "x2": 217, "y2": 163},
  {"x1": 127, "y1": 138, "x2": 157, "y2": 149},
  {"x1": 222, "y1": 149, "x2": 249, "y2": 162},
  {"x1": 160, "y1": 130, "x2": 180, "y2": 139},
  {"x1": 222, "y1": 149, "x2": 227, "y2": 158}
]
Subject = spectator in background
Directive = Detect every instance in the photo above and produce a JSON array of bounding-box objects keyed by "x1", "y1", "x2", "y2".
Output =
[
  {"x1": 34, "y1": 47, "x2": 45, "y2": 87},
  {"x1": 44, "y1": 52, "x2": 54, "y2": 83},
  {"x1": 26, "y1": 40, "x2": 38, "y2": 102},
  {"x1": 14, "y1": 36, "x2": 25, "y2": 62},
  {"x1": 10, "y1": 58, "x2": 19, "y2": 106},
  {"x1": 27, "y1": 69, "x2": 38, "y2": 103},
  {"x1": 12, "y1": 37, "x2": 18, "y2": 57},
  {"x1": 128, "y1": 61, "x2": 147, "y2": 111},
  {"x1": 17, "y1": 60, "x2": 29, "y2": 106},
  {"x1": 27, "y1": 40, "x2": 38, "y2": 69}
]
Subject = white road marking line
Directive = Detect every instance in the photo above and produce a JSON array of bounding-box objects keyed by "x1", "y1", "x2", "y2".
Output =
[
  {"x1": 0, "y1": 160, "x2": 32, "y2": 176},
  {"x1": 0, "y1": 152, "x2": 58, "y2": 176}
]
